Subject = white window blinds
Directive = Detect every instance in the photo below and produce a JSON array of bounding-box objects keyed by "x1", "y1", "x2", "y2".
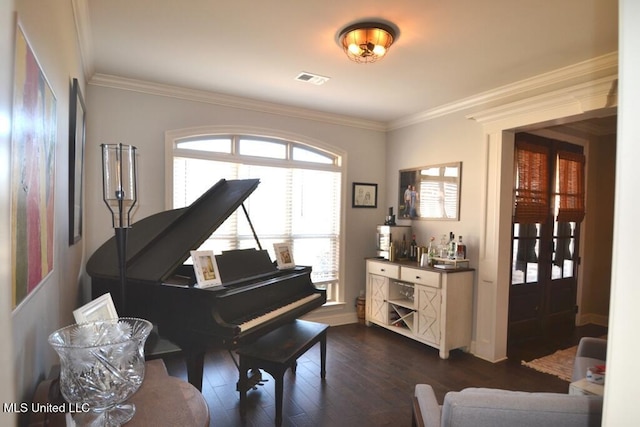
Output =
[{"x1": 172, "y1": 136, "x2": 342, "y2": 295}]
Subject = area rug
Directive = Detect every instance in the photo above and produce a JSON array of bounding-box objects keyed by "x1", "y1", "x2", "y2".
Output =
[{"x1": 521, "y1": 345, "x2": 577, "y2": 382}]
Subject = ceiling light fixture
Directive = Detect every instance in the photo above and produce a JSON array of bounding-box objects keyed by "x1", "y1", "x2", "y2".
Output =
[{"x1": 338, "y1": 21, "x2": 397, "y2": 63}]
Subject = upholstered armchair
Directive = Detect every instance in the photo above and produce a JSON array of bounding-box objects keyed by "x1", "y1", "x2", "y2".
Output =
[{"x1": 571, "y1": 337, "x2": 607, "y2": 382}]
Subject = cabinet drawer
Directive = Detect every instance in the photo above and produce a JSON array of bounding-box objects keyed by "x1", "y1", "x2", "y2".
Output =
[
  {"x1": 401, "y1": 267, "x2": 441, "y2": 288},
  {"x1": 368, "y1": 261, "x2": 400, "y2": 279}
]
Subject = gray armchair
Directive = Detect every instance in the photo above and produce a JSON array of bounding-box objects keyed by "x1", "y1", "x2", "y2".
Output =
[
  {"x1": 571, "y1": 337, "x2": 607, "y2": 382},
  {"x1": 412, "y1": 384, "x2": 603, "y2": 427}
]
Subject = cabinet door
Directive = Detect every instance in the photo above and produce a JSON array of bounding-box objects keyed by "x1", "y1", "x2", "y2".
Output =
[
  {"x1": 368, "y1": 274, "x2": 389, "y2": 324},
  {"x1": 415, "y1": 285, "x2": 441, "y2": 344}
]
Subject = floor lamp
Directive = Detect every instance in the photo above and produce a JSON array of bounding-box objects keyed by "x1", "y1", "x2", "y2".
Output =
[{"x1": 101, "y1": 143, "x2": 137, "y2": 315}]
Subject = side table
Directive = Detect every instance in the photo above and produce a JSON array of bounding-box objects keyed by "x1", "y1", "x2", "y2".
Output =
[
  {"x1": 569, "y1": 378, "x2": 604, "y2": 396},
  {"x1": 29, "y1": 359, "x2": 209, "y2": 427}
]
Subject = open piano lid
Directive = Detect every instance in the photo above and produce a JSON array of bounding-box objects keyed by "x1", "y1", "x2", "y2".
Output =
[{"x1": 87, "y1": 178, "x2": 260, "y2": 283}]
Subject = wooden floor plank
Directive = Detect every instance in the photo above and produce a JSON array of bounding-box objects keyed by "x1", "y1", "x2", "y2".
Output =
[{"x1": 163, "y1": 322, "x2": 606, "y2": 427}]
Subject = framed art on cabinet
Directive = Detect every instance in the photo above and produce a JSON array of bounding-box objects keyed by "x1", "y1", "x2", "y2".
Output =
[
  {"x1": 68, "y1": 77, "x2": 86, "y2": 245},
  {"x1": 352, "y1": 182, "x2": 377, "y2": 208}
]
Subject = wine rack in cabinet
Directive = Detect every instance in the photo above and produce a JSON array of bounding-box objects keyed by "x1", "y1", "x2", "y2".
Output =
[
  {"x1": 365, "y1": 259, "x2": 474, "y2": 359},
  {"x1": 388, "y1": 280, "x2": 416, "y2": 332}
]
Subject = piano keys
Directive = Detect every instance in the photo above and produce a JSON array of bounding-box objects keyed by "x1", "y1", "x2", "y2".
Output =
[
  {"x1": 238, "y1": 293, "x2": 322, "y2": 332},
  {"x1": 86, "y1": 179, "x2": 326, "y2": 390}
]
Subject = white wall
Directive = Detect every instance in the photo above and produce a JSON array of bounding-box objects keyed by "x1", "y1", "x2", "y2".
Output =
[
  {"x1": 1, "y1": 1, "x2": 17, "y2": 425},
  {"x1": 2, "y1": 1, "x2": 86, "y2": 424},
  {"x1": 386, "y1": 113, "x2": 485, "y2": 267},
  {"x1": 604, "y1": 0, "x2": 640, "y2": 423},
  {"x1": 83, "y1": 82, "x2": 387, "y2": 326}
]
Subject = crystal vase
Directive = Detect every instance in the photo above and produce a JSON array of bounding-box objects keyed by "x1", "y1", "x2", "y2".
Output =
[{"x1": 48, "y1": 318, "x2": 152, "y2": 427}]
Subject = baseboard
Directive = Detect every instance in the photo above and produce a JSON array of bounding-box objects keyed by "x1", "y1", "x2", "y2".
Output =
[
  {"x1": 302, "y1": 310, "x2": 358, "y2": 326},
  {"x1": 577, "y1": 313, "x2": 609, "y2": 327}
]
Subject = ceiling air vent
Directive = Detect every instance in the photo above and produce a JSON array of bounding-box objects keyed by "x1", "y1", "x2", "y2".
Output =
[{"x1": 295, "y1": 72, "x2": 330, "y2": 86}]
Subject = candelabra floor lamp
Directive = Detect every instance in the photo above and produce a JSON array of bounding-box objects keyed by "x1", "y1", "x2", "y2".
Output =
[
  {"x1": 101, "y1": 143, "x2": 137, "y2": 315},
  {"x1": 101, "y1": 143, "x2": 182, "y2": 360}
]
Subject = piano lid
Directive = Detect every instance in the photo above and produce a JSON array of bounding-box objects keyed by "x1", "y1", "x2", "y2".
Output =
[{"x1": 87, "y1": 178, "x2": 260, "y2": 283}]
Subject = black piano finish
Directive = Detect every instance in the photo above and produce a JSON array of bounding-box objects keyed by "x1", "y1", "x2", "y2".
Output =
[{"x1": 87, "y1": 179, "x2": 326, "y2": 390}]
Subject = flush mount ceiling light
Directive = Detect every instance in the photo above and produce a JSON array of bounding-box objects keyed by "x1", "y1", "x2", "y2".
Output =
[{"x1": 338, "y1": 21, "x2": 397, "y2": 63}]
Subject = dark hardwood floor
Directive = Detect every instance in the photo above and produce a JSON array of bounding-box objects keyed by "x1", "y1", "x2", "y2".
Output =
[{"x1": 164, "y1": 322, "x2": 607, "y2": 427}]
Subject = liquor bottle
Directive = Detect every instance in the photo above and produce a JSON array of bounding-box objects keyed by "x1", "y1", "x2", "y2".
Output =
[
  {"x1": 440, "y1": 234, "x2": 448, "y2": 258},
  {"x1": 409, "y1": 234, "x2": 418, "y2": 261},
  {"x1": 448, "y1": 232, "x2": 456, "y2": 259},
  {"x1": 456, "y1": 236, "x2": 466, "y2": 260},
  {"x1": 401, "y1": 235, "x2": 407, "y2": 259},
  {"x1": 428, "y1": 237, "x2": 436, "y2": 267}
]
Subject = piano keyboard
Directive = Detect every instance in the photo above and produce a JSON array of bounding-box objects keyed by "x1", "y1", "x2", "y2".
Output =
[{"x1": 239, "y1": 293, "x2": 322, "y2": 332}]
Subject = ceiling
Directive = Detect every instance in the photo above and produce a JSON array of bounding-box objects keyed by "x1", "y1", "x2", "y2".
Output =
[{"x1": 83, "y1": 0, "x2": 618, "y2": 125}]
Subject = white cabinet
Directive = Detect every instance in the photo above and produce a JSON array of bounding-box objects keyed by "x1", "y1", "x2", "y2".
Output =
[{"x1": 365, "y1": 259, "x2": 474, "y2": 359}]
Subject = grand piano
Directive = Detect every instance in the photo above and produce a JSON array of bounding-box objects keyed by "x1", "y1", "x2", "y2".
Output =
[{"x1": 86, "y1": 178, "x2": 326, "y2": 390}]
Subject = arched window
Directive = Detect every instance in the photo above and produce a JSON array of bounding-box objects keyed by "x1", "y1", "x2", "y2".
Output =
[{"x1": 168, "y1": 132, "x2": 342, "y2": 302}]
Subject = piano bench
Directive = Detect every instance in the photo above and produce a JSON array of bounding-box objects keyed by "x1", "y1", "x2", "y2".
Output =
[{"x1": 236, "y1": 319, "x2": 329, "y2": 427}]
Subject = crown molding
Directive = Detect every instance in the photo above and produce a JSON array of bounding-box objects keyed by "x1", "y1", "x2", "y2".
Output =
[
  {"x1": 466, "y1": 75, "x2": 618, "y2": 131},
  {"x1": 87, "y1": 52, "x2": 617, "y2": 133},
  {"x1": 388, "y1": 52, "x2": 618, "y2": 130},
  {"x1": 71, "y1": 0, "x2": 94, "y2": 80},
  {"x1": 88, "y1": 74, "x2": 387, "y2": 132}
]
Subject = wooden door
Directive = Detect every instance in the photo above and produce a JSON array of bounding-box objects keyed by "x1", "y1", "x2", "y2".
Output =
[{"x1": 508, "y1": 133, "x2": 583, "y2": 342}]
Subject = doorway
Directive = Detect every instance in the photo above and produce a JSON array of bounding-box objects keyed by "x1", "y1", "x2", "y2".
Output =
[{"x1": 508, "y1": 133, "x2": 584, "y2": 343}]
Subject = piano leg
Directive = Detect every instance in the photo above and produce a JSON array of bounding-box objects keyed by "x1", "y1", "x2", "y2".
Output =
[{"x1": 184, "y1": 350, "x2": 205, "y2": 391}]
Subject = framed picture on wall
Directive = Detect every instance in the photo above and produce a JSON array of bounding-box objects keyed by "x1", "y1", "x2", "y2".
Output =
[
  {"x1": 68, "y1": 77, "x2": 86, "y2": 245},
  {"x1": 352, "y1": 182, "x2": 377, "y2": 208},
  {"x1": 10, "y1": 22, "x2": 57, "y2": 309}
]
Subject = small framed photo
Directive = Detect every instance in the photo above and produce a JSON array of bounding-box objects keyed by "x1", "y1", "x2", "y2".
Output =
[
  {"x1": 191, "y1": 250, "x2": 222, "y2": 288},
  {"x1": 352, "y1": 182, "x2": 378, "y2": 208},
  {"x1": 73, "y1": 293, "x2": 118, "y2": 324},
  {"x1": 273, "y1": 243, "x2": 295, "y2": 270}
]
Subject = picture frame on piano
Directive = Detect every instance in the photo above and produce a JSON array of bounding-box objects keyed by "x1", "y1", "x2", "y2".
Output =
[
  {"x1": 274, "y1": 243, "x2": 295, "y2": 270},
  {"x1": 191, "y1": 250, "x2": 223, "y2": 288},
  {"x1": 73, "y1": 293, "x2": 118, "y2": 324}
]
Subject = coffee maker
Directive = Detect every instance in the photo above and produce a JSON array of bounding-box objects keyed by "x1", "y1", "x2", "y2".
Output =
[{"x1": 376, "y1": 224, "x2": 412, "y2": 260}]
